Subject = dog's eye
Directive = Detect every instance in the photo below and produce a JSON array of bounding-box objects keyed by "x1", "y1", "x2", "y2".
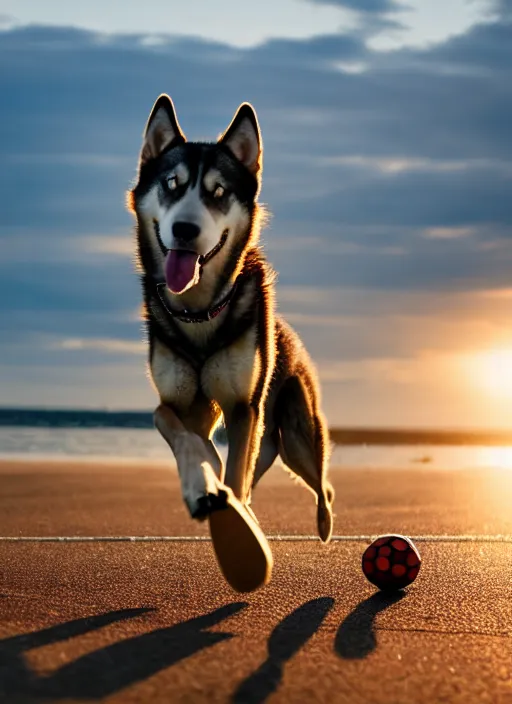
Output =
[
  {"x1": 167, "y1": 175, "x2": 178, "y2": 191},
  {"x1": 213, "y1": 184, "x2": 225, "y2": 199}
]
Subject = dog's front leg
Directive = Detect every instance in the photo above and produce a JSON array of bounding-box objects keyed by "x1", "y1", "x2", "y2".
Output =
[
  {"x1": 154, "y1": 404, "x2": 226, "y2": 520},
  {"x1": 224, "y1": 402, "x2": 261, "y2": 502}
]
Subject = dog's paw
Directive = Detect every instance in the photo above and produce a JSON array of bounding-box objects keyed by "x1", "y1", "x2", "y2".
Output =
[
  {"x1": 187, "y1": 489, "x2": 229, "y2": 520},
  {"x1": 317, "y1": 501, "x2": 333, "y2": 543},
  {"x1": 181, "y1": 455, "x2": 227, "y2": 521}
]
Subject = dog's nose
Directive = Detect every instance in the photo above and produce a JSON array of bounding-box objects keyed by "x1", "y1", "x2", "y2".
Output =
[{"x1": 172, "y1": 222, "x2": 200, "y2": 242}]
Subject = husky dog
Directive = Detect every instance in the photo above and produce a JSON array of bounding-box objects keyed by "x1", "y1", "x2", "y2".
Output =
[{"x1": 128, "y1": 95, "x2": 334, "y2": 591}]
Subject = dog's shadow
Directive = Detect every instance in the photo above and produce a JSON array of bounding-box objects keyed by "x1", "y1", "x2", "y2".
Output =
[
  {"x1": 232, "y1": 597, "x2": 334, "y2": 704},
  {"x1": 335, "y1": 591, "x2": 405, "y2": 659},
  {"x1": 0, "y1": 593, "x2": 406, "y2": 701},
  {"x1": 0, "y1": 602, "x2": 248, "y2": 701}
]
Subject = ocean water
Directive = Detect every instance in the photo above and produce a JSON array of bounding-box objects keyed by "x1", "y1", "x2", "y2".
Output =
[{"x1": 1, "y1": 425, "x2": 512, "y2": 471}]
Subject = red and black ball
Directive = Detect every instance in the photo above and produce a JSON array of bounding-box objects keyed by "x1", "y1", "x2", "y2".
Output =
[{"x1": 362, "y1": 534, "x2": 421, "y2": 591}]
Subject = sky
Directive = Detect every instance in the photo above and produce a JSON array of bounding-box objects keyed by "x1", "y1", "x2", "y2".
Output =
[{"x1": 1, "y1": 0, "x2": 512, "y2": 428}]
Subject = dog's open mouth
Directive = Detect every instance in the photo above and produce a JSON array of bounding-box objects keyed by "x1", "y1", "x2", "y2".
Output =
[
  {"x1": 165, "y1": 250, "x2": 201, "y2": 294},
  {"x1": 154, "y1": 221, "x2": 229, "y2": 294}
]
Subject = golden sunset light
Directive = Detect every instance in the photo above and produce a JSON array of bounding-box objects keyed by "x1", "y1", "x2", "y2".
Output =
[
  {"x1": 3, "y1": 3, "x2": 512, "y2": 701},
  {"x1": 467, "y1": 348, "x2": 512, "y2": 401},
  {"x1": 479, "y1": 446, "x2": 512, "y2": 471}
]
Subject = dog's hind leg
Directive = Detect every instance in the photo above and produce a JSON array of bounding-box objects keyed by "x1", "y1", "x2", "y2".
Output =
[
  {"x1": 253, "y1": 427, "x2": 279, "y2": 487},
  {"x1": 241, "y1": 428, "x2": 279, "y2": 522},
  {"x1": 275, "y1": 374, "x2": 334, "y2": 543}
]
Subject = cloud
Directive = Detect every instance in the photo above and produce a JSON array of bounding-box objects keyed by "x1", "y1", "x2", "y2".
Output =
[
  {"x1": 423, "y1": 226, "x2": 475, "y2": 239},
  {"x1": 500, "y1": 0, "x2": 512, "y2": 18},
  {"x1": 78, "y1": 235, "x2": 134, "y2": 257},
  {"x1": 306, "y1": 0, "x2": 400, "y2": 12},
  {"x1": 316, "y1": 155, "x2": 512, "y2": 173},
  {"x1": 54, "y1": 337, "x2": 145, "y2": 354},
  {"x1": 0, "y1": 361, "x2": 154, "y2": 409},
  {"x1": 317, "y1": 353, "x2": 450, "y2": 384},
  {"x1": 0, "y1": 13, "x2": 16, "y2": 27},
  {"x1": 0, "y1": 0, "x2": 358, "y2": 48},
  {"x1": 277, "y1": 284, "x2": 512, "y2": 361},
  {"x1": 304, "y1": 0, "x2": 406, "y2": 39}
]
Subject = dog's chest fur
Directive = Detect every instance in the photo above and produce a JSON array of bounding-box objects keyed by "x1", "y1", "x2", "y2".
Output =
[
  {"x1": 151, "y1": 325, "x2": 261, "y2": 412},
  {"x1": 147, "y1": 260, "x2": 271, "y2": 413}
]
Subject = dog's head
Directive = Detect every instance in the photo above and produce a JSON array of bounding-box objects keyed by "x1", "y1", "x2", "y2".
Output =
[{"x1": 129, "y1": 95, "x2": 263, "y2": 295}]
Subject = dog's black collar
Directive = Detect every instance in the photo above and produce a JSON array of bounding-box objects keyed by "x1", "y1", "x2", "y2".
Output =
[{"x1": 156, "y1": 275, "x2": 241, "y2": 324}]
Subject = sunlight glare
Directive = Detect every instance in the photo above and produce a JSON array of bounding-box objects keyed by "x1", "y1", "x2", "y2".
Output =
[
  {"x1": 468, "y1": 349, "x2": 512, "y2": 400},
  {"x1": 478, "y1": 446, "x2": 512, "y2": 471}
]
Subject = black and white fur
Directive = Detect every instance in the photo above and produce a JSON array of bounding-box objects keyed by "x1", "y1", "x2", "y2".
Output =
[{"x1": 128, "y1": 95, "x2": 334, "y2": 542}]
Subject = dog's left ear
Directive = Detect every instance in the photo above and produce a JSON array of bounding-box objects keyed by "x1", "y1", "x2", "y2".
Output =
[
  {"x1": 140, "y1": 94, "x2": 186, "y2": 166},
  {"x1": 219, "y1": 103, "x2": 262, "y2": 177}
]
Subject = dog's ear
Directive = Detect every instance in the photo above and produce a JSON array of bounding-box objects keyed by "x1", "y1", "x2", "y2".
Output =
[
  {"x1": 140, "y1": 94, "x2": 186, "y2": 166},
  {"x1": 219, "y1": 103, "x2": 262, "y2": 177}
]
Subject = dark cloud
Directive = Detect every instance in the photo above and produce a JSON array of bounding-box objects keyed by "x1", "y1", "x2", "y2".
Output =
[
  {"x1": 385, "y1": 18, "x2": 512, "y2": 75},
  {"x1": 305, "y1": 0, "x2": 400, "y2": 12},
  {"x1": 248, "y1": 33, "x2": 365, "y2": 67},
  {"x1": 271, "y1": 236, "x2": 512, "y2": 291},
  {"x1": 0, "y1": 13, "x2": 15, "y2": 26},
  {"x1": 0, "y1": 257, "x2": 137, "y2": 314},
  {"x1": 499, "y1": 0, "x2": 512, "y2": 18},
  {"x1": 285, "y1": 167, "x2": 512, "y2": 227},
  {"x1": 302, "y1": 0, "x2": 406, "y2": 36}
]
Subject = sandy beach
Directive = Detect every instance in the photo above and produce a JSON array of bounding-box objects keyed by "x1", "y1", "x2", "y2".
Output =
[
  {"x1": 1, "y1": 458, "x2": 511, "y2": 537},
  {"x1": 0, "y1": 458, "x2": 511, "y2": 703}
]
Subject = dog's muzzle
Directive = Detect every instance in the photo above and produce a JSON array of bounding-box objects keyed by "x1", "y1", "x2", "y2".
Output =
[{"x1": 153, "y1": 220, "x2": 228, "y2": 265}]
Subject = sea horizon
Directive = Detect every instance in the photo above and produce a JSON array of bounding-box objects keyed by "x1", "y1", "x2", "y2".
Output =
[
  {"x1": 0, "y1": 408, "x2": 512, "y2": 471},
  {"x1": 0, "y1": 407, "x2": 511, "y2": 446}
]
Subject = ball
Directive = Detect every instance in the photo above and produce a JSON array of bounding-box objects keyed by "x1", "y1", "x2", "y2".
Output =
[{"x1": 362, "y1": 534, "x2": 421, "y2": 591}]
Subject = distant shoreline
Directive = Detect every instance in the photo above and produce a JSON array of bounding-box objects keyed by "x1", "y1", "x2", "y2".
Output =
[
  {"x1": 1, "y1": 408, "x2": 511, "y2": 446},
  {"x1": 329, "y1": 428, "x2": 512, "y2": 447}
]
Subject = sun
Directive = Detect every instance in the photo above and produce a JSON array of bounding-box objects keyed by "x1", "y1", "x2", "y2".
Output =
[
  {"x1": 479, "y1": 446, "x2": 512, "y2": 471},
  {"x1": 468, "y1": 348, "x2": 512, "y2": 400}
]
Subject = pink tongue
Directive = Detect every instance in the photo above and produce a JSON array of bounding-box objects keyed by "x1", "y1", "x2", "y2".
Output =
[{"x1": 165, "y1": 250, "x2": 200, "y2": 294}]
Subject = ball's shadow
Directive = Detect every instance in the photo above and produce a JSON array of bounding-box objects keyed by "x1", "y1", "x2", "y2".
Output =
[{"x1": 335, "y1": 591, "x2": 406, "y2": 659}]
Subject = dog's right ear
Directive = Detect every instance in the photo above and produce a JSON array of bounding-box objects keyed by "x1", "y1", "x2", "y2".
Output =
[{"x1": 140, "y1": 95, "x2": 186, "y2": 166}]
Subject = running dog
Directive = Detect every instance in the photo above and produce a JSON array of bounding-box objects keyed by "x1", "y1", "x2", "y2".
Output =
[{"x1": 128, "y1": 95, "x2": 334, "y2": 591}]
